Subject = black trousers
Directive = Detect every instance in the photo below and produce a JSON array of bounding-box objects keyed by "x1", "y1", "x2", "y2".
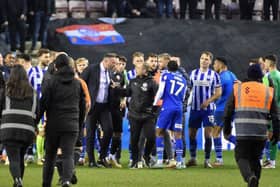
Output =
[
  {"x1": 8, "y1": 19, "x2": 26, "y2": 52},
  {"x1": 43, "y1": 132, "x2": 78, "y2": 187},
  {"x1": 239, "y1": 0, "x2": 256, "y2": 20},
  {"x1": 263, "y1": 0, "x2": 279, "y2": 20},
  {"x1": 235, "y1": 139, "x2": 266, "y2": 183},
  {"x1": 106, "y1": 0, "x2": 125, "y2": 17},
  {"x1": 86, "y1": 103, "x2": 113, "y2": 162},
  {"x1": 110, "y1": 108, "x2": 123, "y2": 157},
  {"x1": 4, "y1": 142, "x2": 28, "y2": 179},
  {"x1": 205, "y1": 0, "x2": 222, "y2": 19},
  {"x1": 179, "y1": 0, "x2": 199, "y2": 19},
  {"x1": 129, "y1": 116, "x2": 156, "y2": 162}
]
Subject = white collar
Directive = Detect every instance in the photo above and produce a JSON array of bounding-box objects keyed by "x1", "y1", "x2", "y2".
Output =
[{"x1": 100, "y1": 62, "x2": 106, "y2": 72}]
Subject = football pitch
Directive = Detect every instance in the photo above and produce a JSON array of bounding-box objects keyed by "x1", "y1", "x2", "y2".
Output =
[{"x1": 0, "y1": 151, "x2": 279, "y2": 187}]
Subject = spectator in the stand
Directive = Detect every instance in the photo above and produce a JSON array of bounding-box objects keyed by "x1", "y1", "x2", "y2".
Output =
[
  {"x1": 157, "y1": 0, "x2": 173, "y2": 18},
  {"x1": 30, "y1": 0, "x2": 55, "y2": 50},
  {"x1": 2, "y1": 0, "x2": 27, "y2": 53},
  {"x1": 0, "y1": 65, "x2": 38, "y2": 187},
  {"x1": 126, "y1": 0, "x2": 154, "y2": 18},
  {"x1": 239, "y1": 0, "x2": 256, "y2": 20},
  {"x1": 26, "y1": 0, "x2": 34, "y2": 41},
  {"x1": 205, "y1": 0, "x2": 222, "y2": 20},
  {"x1": 0, "y1": 1, "x2": 5, "y2": 26},
  {"x1": 180, "y1": 0, "x2": 199, "y2": 19},
  {"x1": 107, "y1": 0, "x2": 125, "y2": 17},
  {"x1": 263, "y1": 0, "x2": 278, "y2": 21}
]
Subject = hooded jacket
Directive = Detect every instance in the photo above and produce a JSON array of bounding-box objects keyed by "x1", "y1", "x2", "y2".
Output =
[{"x1": 38, "y1": 66, "x2": 86, "y2": 133}]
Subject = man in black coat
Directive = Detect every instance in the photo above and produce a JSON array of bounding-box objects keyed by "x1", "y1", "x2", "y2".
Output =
[
  {"x1": 81, "y1": 53, "x2": 117, "y2": 168},
  {"x1": 2, "y1": 0, "x2": 27, "y2": 53}
]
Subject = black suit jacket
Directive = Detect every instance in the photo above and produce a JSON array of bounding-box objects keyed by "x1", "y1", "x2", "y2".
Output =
[{"x1": 81, "y1": 63, "x2": 101, "y2": 113}]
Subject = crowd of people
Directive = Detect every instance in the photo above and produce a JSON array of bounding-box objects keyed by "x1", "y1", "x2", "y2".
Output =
[
  {"x1": 0, "y1": 0, "x2": 279, "y2": 53},
  {"x1": 0, "y1": 49, "x2": 279, "y2": 187}
]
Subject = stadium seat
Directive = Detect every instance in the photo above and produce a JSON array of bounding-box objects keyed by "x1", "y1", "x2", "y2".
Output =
[
  {"x1": 85, "y1": 0, "x2": 106, "y2": 18},
  {"x1": 55, "y1": 0, "x2": 69, "y2": 19},
  {"x1": 69, "y1": 0, "x2": 87, "y2": 18}
]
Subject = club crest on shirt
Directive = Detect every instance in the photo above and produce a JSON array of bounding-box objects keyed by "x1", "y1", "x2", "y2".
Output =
[
  {"x1": 116, "y1": 75, "x2": 120, "y2": 80},
  {"x1": 141, "y1": 82, "x2": 148, "y2": 91}
]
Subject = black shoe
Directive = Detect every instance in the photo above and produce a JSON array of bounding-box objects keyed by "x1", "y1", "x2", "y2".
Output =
[
  {"x1": 61, "y1": 181, "x2": 71, "y2": 187},
  {"x1": 143, "y1": 155, "x2": 151, "y2": 168},
  {"x1": 71, "y1": 172, "x2": 78, "y2": 185},
  {"x1": 88, "y1": 162, "x2": 101, "y2": 168},
  {"x1": 13, "y1": 177, "x2": 23, "y2": 187},
  {"x1": 129, "y1": 161, "x2": 138, "y2": 169},
  {"x1": 97, "y1": 158, "x2": 111, "y2": 168},
  {"x1": 248, "y1": 175, "x2": 258, "y2": 187}
]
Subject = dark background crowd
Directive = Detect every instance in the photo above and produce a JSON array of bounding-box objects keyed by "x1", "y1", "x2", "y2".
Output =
[{"x1": 0, "y1": 0, "x2": 279, "y2": 54}]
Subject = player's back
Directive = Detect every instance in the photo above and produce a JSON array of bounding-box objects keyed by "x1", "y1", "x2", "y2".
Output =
[{"x1": 162, "y1": 71, "x2": 187, "y2": 108}]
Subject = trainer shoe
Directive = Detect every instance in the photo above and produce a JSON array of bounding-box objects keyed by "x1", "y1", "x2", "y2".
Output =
[
  {"x1": 97, "y1": 158, "x2": 111, "y2": 168},
  {"x1": 5, "y1": 158, "x2": 9, "y2": 165},
  {"x1": 26, "y1": 155, "x2": 34, "y2": 164},
  {"x1": 61, "y1": 181, "x2": 71, "y2": 187},
  {"x1": 248, "y1": 175, "x2": 258, "y2": 187},
  {"x1": 176, "y1": 162, "x2": 183, "y2": 169},
  {"x1": 166, "y1": 159, "x2": 176, "y2": 168},
  {"x1": 128, "y1": 160, "x2": 133, "y2": 168},
  {"x1": 212, "y1": 159, "x2": 224, "y2": 167},
  {"x1": 186, "y1": 159, "x2": 198, "y2": 167},
  {"x1": 78, "y1": 158, "x2": 85, "y2": 166},
  {"x1": 137, "y1": 161, "x2": 143, "y2": 169},
  {"x1": 71, "y1": 172, "x2": 78, "y2": 185},
  {"x1": 263, "y1": 163, "x2": 276, "y2": 169},
  {"x1": 143, "y1": 156, "x2": 150, "y2": 168},
  {"x1": 151, "y1": 162, "x2": 164, "y2": 169},
  {"x1": 129, "y1": 161, "x2": 138, "y2": 169},
  {"x1": 262, "y1": 160, "x2": 270, "y2": 167},
  {"x1": 37, "y1": 160, "x2": 44, "y2": 166},
  {"x1": 110, "y1": 158, "x2": 122, "y2": 168},
  {"x1": 149, "y1": 157, "x2": 157, "y2": 167},
  {"x1": 204, "y1": 160, "x2": 213, "y2": 168},
  {"x1": 13, "y1": 177, "x2": 23, "y2": 187}
]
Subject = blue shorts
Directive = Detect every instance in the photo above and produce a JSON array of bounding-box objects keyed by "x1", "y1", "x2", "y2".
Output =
[
  {"x1": 156, "y1": 107, "x2": 183, "y2": 132},
  {"x1": 188, "y1": 110, "x2": 215, "y2": 128},
  {"x1": 214, "y1": 111, "x2": 224, "y2": 127}
]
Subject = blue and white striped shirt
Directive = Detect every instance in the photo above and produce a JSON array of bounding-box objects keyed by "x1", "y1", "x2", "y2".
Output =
[
  {"x1": 127, "y1": 69, "x2": 136, "y2": 81},
  {"x1": 190, "y1": 68, "x2": 221, "y2": 111},
  {"x1": 27, "y1": 66, "x2": 46, "y2": 98}
]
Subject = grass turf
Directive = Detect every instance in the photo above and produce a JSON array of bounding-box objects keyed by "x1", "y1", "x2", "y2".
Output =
[{"x1": 0, "y1": 151, "x2": 279, "y2": 187}]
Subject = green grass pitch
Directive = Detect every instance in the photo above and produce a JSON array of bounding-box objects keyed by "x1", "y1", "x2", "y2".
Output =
[{"x1": 0, "y1": 151, "x2": 279, "y2": 187}]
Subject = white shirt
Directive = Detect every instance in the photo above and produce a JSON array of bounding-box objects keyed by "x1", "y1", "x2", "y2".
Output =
[{"x1": 96, "y1": 63, "x2": 110, "y2": 103}]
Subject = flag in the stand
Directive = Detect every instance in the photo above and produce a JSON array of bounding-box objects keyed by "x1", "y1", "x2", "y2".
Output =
[
  {"x1": 98, "y1": 17, "x2": 127, "y2": 25},
  {"x1": 56, "y1": 24, "x2": 125, "y2": 45}
]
